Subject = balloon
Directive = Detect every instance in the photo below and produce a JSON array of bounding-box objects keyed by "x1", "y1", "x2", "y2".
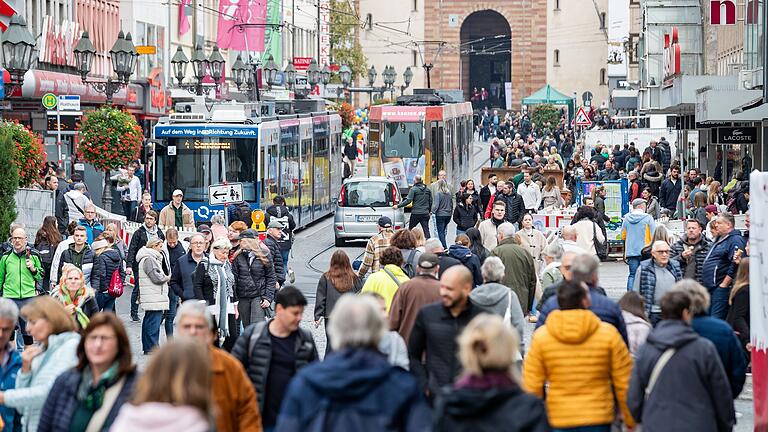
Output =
[
  {"x1": 361, "y1": 112, "x2": 367, "y2": 118},
  {"x1": 354, "y1": 116, "x2": 361, "y2": 123}
]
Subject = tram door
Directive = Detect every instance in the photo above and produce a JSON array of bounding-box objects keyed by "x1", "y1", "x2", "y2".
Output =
[
  {"x1": 298, "y1": 118, "x2": 313, "y2": 226},
  {"x1": 312, "y1": 117, "x2": 331, "y2": 218},
  {"x1": 259, "y1": 121, "x2": 280, "y2": 208},
  {"x1": 279, "y1": 121, "x2": 300, "y2": 224}
]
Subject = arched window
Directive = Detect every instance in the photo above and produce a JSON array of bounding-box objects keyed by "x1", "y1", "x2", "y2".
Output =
[
  {"x1": 554, "y1": 49, "x2": 560, "y2": 66},
  {"x1": 600, "y1": 68, "x2": 607, "y2": 85}
]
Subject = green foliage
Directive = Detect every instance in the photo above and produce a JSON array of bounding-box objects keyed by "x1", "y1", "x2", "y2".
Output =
[
  {"x1": 77, "y1": 106, "x2": 143, "y2": 172},
  {"x1": 0, "y1": 130, "x2": 18, "y2": 239},
  {"x1": 0, "y1": 121, "x2": 46, "y2": 188},
  {"x1": 330, "y1": 0, "x2": 367, "y2": 80},
  {"x1": 531, "y1": 103, "x2": 560, "y2": 128}
]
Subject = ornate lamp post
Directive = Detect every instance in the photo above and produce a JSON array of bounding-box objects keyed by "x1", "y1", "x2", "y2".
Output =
[
  {"x1": 263, "y1": 55, "x2": 279, "y2": 88},
  {"x1": 0, "y1": 15, "x2": 36, "y2": 94},
  {"x1": 307, "y1": 59, "x2": 321, "y2": 89},
  {"x1": 74, "y1": 30, "x2": 138, "y2": 104},
  {"x1": 170, "y1": 44, "x2": 225, "y2": 96},
  {"x1": 401, "y1": 66, "x2": 413, "y2": 95},
  {"x1": 320, "y1": 64, "x2": 331, "y2": 86},
  {"x1": 284, "y1": 62, "x2": 296, "y2": 90}
]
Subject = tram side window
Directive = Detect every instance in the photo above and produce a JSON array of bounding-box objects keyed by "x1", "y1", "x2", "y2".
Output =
[{"x1": 383, "y1": 122, "x2": 423, "y2": 158}]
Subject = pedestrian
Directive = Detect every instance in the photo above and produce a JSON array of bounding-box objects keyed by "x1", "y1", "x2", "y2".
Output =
[
  {"x1": 412, "y1": 227, "x2": 426, "y2": 252},
  {"x1": 627, "y1": 291, "x2": 734, "y2": 432},
  {"x1": 192, "y1": 238, "x2": 239, "y2": 351},
  {"x1": 727, "y1": 258, "x2": 750, "y2": 359},
  {"x1": 659, "y1": 165, "x2": 682, "y2": 214},
  {"x1": 52, "y1": 225, "x2": 94, "y2": 290},
  {"x1": 162, "y1": 228, "x2": 185, "y2": 337},
  {"x1": 232, "y1": 236, "x2": 277, "y2": 328},
  {"x1": 516, "y1": 213, "x2": 547, "y2": 267},
  {"x1": 63, "y1": 183, "x2": 90, "y2": 223},
  {"x1": 592, "y1": 186, "x2": 610, "y2": 223},
  {"x1": 701, "y1": 212, "x2": 746, "y2": 319},
  {"x1": 408, "y1": 266, "x2": 486, "y2": 400},
  {"x1": 136, "y1": 238, "x2": 170, "y2": 354},
  {"x1": 44, "y1": 175, "x2": 69, "y2": 237},
  {"x1": 174, "y1": 301, "x2": 262, "y2": 432},
  {"x1": 130, "y1": 192, "x2": 154, "y2": 223},
  {"x1": 517, "y1": 171, "x2": 542, "y2": 213},
  {"x1": 395, "y1": 175, "x2": 433, "y2": 237},
  {"x1": 389, "y1": 229, "x2": 422, "y2": 278},
  {"x1": 115, "y1": 166, "x2": 141, "y2": 219},
  {"x1": 453, "y1": 193, "x2": 478, "y2": 237},
  {"x1": 469, "y1": 256, "x2": 525, "y2": 339},
  {"x1": 357, "y1": 216, "x2": 396, "y2": 278},
  {"x1": 641, "y1": 187, "x2": 660, "y2": 219},
  {"x1": 0, "y1": 227, "x2": 43, "y2": 349},
  {"x1": 102, "y1": 224, "x2": 127, "y2": 259},
  {"x1": 263, "y1": 221, "x2": 286, "y2": 286},
  {"x1": 209, "y1": 214, "x2": 229, "y2": 241},
  {"x1": 632, "y1": 240, "x2": 682, "y2": 325},
  {"x1": 126, "y1": 210, "x2": 165, "y2": 322},
  {"x1": 571, "y1": 206, "x2": 605, "y2": 256},
  {"x1": 37, "y1": 313, "x2": 139, "y2": 432},
  {"x1": 343, "y1": 137, "x2": 357, "y2": 177},
  {"x1": 388, "y1": 253, "x2": 442, "y2": 343},
  {"x1": 431, "y1": 179, "x2": 454, "y2": 248},
  {"x1": 231, "y1": 287, "x2": 317, "y2": 431},
  {"x1": 541, "y1": 176, "x2": 564, "y2": 209},
  {"x1": 158, "y1": 189, "x2": 195, "y2": 229},
  {"x1": 89, "y1": 237, "x2": 123, "y2": 313},
  {"x1": 673, "y1": 280, "x2": 747, "y2": 399},
  {"x1": 537, "y1": 254, "x2": 628, "y2": 343},
  {"x1": 51, "y1": 264, "x2": 99, "y2": 331},
  {"x1": 670, "y1": 219, "x2": 711, "y2": 281},
  {"x1": 264, "y1": 195, "x2": 296, "y2": 268},
  {"x1": 1, "y1": 297, "x2": 80, "y2": 432},
  {"x1": 275, "y1": 294, "x2": 431, "y2": 431},
  {"x1": 479, "y1": 173, "x2": 498, "y2": 212},
  {"x1": 621, "y1": 198, "x2": 656, "y2": 290},
  {"x1": 478, "y1": 200, "x2": 507, "y2": 250},
  {"x1": 618, "y1": 291, "x2": 651, "y2": 358},
  {"x1": 360, "y1": 247, "x2": 409, "y2": 312},
  {"x1": 690, "y1": 191, "x2": 708, "y2": 227},
  {"x1": 314, "y1": 250, "x2": 362, "y2": 355},
  {"x1": 435, "y1": 314, "x2": 548, "y2": 431},
  {"x1": 170, "y1": 233, "x2": 206, "y2": 302},
  {"x1": 0, "y1": 299, "x2": 20, "y2": 431},
  {"x1": 424, "y1": 238, "x2": 462, "y2": 277},
  {"x1": 491, "y1": 223, "x2": 537, "y2": 315},
  {"x1": 523, "y1": 280, "x2": 635, "y2": 431},
  {"x1": 34, "y1": 216, "x2": 62, "y2": 294},
  {"x1": 539, "y1": 241, "x2": 564, "y2": 290},
  {"x1": 465, "y1": 227, "x2": 489, "y2": 264},
  {"x1": 447, "y1": 235, "x2": 483, "y2": 287},
  {"x1": 560, "y1": 225, "x2": 584, "y2": 254},
  {"x1": 627, "y1": 171, "x2": 642, "y2": 201},
  {"x1": 366, "y1": 292, "x2": 409, "y2": 369},
  {"x1": 77, "y1": 204, "x2": 104, "y2": 246},
  {"x1": 109, "y1": 339, "x2": 212, "y2": 432}
]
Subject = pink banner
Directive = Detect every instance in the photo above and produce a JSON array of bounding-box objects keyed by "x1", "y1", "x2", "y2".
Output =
[
  {"x1": 178, "y1": 0, "x2": 191, "y2": 37},
  {"x1": 216, "y1": 0, "x2": 267, "y2": 51},
  {"x1": 755, "y1": 348, "x2": 768, "y2": 432}
]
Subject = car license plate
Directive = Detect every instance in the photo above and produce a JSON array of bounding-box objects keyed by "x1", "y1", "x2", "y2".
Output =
[{"x1": 356, "y1": 215, "x2": 379, "y2": 222}]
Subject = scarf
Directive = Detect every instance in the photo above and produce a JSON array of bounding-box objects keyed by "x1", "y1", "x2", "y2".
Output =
[
  {"x1": 454, "y1": 371, "x2": 516, "y2": 390},
  {"x1": 69, "y1": 363, "x2": 121, "y2": 432},
  {"x1": 59, "y1": 285, "x2": 90, "y2": 328},
  {"x1": 206, "y1": 256, "x2": 234, "y2": 339},
  {"x1": 143, "y1": 223, "x2": 158, "y2": 241}
]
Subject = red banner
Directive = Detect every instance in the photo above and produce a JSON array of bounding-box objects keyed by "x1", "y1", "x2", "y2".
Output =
[{"x1": 293, "y1": 57, "x2": 312, "y2": 71}]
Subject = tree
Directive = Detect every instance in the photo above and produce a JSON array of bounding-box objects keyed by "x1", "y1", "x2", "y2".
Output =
[
  {"x1": 0, "y1": 129, "x2": 18, "y2": 239},
  {"x1": 329, "y1": 0, "x2": 367, "y2": 81},
  {"x1": 531, "y1": 103, "x2": 560, "y2": 129}
]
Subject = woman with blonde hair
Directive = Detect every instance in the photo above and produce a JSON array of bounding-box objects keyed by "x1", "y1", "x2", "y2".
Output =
[
  {"x1": 411, "y1": 227, "x2": 426, "y2": 253},
  {"x1": 50, "y1": 264, "x2": 99, "y2": 330},
  {"x1": 708, "y1": 180, "x2": 724, "y2": 206},
  {"x1": 102, "y1": 223, "x2": 127, "y2": 259},
  {"x1": 434, "y1": 314, "x2": 548, "y2": 430},
  {"x1": 136, "y1": 238, "x2": 170, "y2": 355},
  {"x1": 110, "y1": 339, "x2": 212, "y2": 432},
  {"x1": 0, "y1": 297, "x2": 80, "y2": 432},
  {"x1": 641, "y1": 224, "x2": 675, "y2": 261},
  {"x1": 727, "y1": 258, "x2": 750, "y2": 357},
  {"x1": 232, "y1": 236, "x2": 277, "y2": 327},
  {"x1": 541, "y1": 176, "x2": 564, "y2": 209}
]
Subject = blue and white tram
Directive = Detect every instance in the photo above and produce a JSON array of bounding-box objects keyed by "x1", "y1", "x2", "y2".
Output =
[{"x1": 153, "y1": 101, "x2": 342, "y2": 229}]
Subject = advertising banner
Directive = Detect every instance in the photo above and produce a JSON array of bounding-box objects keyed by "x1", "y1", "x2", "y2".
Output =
[
  {"x1": 260, "y1": 0, "x2": 282, "y2": 64},
  {"x1": 750, "y1": 171, "x2": 768, "y2": 430},
  {"x1": 216, "y1": 0, "x2": 268, "y2": 51}
]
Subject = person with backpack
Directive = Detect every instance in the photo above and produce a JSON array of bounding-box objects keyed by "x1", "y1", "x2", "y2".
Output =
[
  {"x1": 264, "y1": 196, "x2": 296, "y2": 268},
  {"x1": 90, "y1": 238, "x2": 125, "y2": 312},
  {"x1": 389, "y1": 229, "x2": 421, "y2": 279},
  {"x1": 447, "y1": 235, "x2": 483, "y2": 287},
  {"x1": 360, "y1": 247, "x2": 410, "y2": 313},
  {"x1": 231, "y1": 286, "x2": 318, "y2": 431},
  {"x1": 469, "y1": 256, "x2": 524, "y2": 341}
]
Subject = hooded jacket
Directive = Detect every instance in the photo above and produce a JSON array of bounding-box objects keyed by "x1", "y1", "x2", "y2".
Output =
[
  {"x1": 361, "y1": 264, "x2": 409, "y2": 312},
  {"x1": 622, "y1": 311, "x2": 651, "y2": 358},
  {"x1": 621, "y1": 211, "x2": 656, "y2": 257},
  {"x1": 701, "y1": 229, "x2": 746, "y2": 292},
  {"x1": 399, "y1": 182, "x2": 433, "y2": 215},
  {"x1": 0, "y1": 248, "x2": 43, "y2": 299},
  {"x1": 491, "y1": 238, "x2": 537, "y2": 315},
  {"x1": 63, "y1": 190, "x2": 89, "y2": 222},
  {"x1": 447, "y1": 245, "x2": 482, "y2": 287},
  {"x1": 136, "y1": 247, "x2": 170, "y2": 311},
  {"x1": 628, "y1": 320, "x2": 734, "y2": 432},
  {"x1": 275, "y1": 348, "x2": 431, "y2": 432},
  {"x1": 523, "y1": 309, "x2": 634, "y2": 429},
  {"x1": 537, "y1": 287, "x2": 628, "y2": 346},
  {"x1": 77, "y1": 218, "x2": 104, "y2": 245},
  {"x1": 90, "y1": 248, "x2": 125, "y2": 294},
  {"x1": 109, "y1": 403, "x2": 210, "y2": 432},
  {"x1": 469, "y1": 282, "x2": 524, "y2": 339},
  {"x1": 692, "y1": 315, "x2": 747, "y2": 399}
]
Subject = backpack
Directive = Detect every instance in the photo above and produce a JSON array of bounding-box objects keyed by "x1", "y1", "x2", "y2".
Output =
[
  {"x1": 236, "y1": 203, "x2": 253, "y2": 225},
  {"x1": 592, "y1": 220, "x2": 608, "y2": 261},
  {"x1": 108, "y1": 267, "x2": 124, "y2": 298},
  {"x1": 401, "y1": 250, "x2": 417, "y2": 278}
]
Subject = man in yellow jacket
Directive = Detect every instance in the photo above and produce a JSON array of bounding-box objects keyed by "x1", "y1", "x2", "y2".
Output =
[{"x1": 523, "y1": 280, "x2": 635, "y2": 431}]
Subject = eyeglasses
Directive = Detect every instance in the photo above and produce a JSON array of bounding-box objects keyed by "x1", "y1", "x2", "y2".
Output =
[
  {"x1": 191, "y1": 241, "x2": 206, "y2": 245},
  {"x1": 655, "y1": 250, "x2": 670, "y2": 254},
  {"x1": 85, "y1": 334, "x2": 116, "y2": 344}
]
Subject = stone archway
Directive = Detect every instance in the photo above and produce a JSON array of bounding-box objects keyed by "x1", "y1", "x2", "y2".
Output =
[{"x1": 460, "y1": 10, "x2": 511, "y2": 109}]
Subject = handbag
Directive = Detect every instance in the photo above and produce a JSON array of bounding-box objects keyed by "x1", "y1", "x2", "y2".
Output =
[
  {"x1": 645, "y1": 348, "x2": 677, "y2": 400},
  {"x1": 107, "y1": 268, "x2": 124, "y2": 298}
]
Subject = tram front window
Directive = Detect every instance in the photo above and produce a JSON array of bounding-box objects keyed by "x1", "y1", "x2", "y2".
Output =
[
  {"x1": 382, "y1": 122, "x2": 423, "y2": 158},
  {"x1": 157, "y1": 138, "x2": 257, "y2": 202}
]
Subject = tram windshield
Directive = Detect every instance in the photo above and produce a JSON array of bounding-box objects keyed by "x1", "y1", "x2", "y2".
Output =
[
  {"x1": 156, "y1": 137, "x2": 258, "y2": 202},
  {"x1": 382, "y1": 122, "x2": 423, "y2": 158}
]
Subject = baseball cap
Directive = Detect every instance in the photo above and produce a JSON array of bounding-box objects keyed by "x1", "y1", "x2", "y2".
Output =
[
  {"x1": 631, "y1": 198, "x2": 647, "y2": 208},
  {"x1": 267, "y1": 220, "x2": 284, "y2": 229},
  {"x1": 377, "y1": 216, "x2": 392, "y2": 228},
  {"x1": 418, "y1": 253, "x2": 439, "y2": 270},
  {"x1": 172, "y1": 189, "x2": 184, "y2": 197},
  {"x1": 197, "y1": 224, "x2": 211, "y2": 234},
  {"x1": 705, "y1": 204, "x2": 719, "y2": 214},
  {"x1": 238, "y1": 229, "x2": 258, "y2": 239}
]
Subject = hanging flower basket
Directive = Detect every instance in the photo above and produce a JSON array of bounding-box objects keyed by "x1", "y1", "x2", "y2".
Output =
[
  {"x1": 77, "y1": 106, "x2": 143, "y2": 172},
  {"x1": 0, "y1": 121, "x2": 46, "y2": 188}
]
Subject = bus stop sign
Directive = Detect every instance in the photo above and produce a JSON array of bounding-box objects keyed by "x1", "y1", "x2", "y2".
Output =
[{"x1": 208, "y1": 183, "x2": 244, "y2": 205}]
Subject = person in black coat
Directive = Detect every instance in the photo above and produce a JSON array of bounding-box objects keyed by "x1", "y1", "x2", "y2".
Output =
[
  {"x1": 263, "y1": 222, "x2": 286, "y2": 285},
  {"x1": 37, "y1": 313, "x2": 139, "y2": 432},
  {"x1": 452, "y1": 193, "x2": 479, "y2": 235},
  {"x1": 232, "y1": 237, "x2": 277, "y2": 328},
  {"x1": 659, "y1": 166, "x2": 683, "y2": 212},
  {"x1": 313, "y1": 250, "x2": 363, "y2": 355},
  {"x1": 727, "y1": 259, "x2": 750, "y2": 359},
  {"x1": 91, "y1": 239, "x2": 125, "y2": 312},
  {"x1": 479, "y1": 174, "x2": 498, "y2": 213}
]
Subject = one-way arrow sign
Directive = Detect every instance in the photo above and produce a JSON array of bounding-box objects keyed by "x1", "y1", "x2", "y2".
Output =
[{"x1": 209, "y1": 183, "x2": 244, "y2": 205}]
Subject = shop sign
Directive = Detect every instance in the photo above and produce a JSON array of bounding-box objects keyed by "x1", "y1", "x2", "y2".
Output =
[
  {"x1": 318, "y1": 0, "x2": 331, "y2": 67},
  {"x1": 663, "y1": 27, "x2": 681, "y2": 82},
  {"x1": 710, "y1": 0, "x2": 736, "y2": 25},
  {"x1": 136, "y1": 45, "x2": 157, "y2": 55},
  {"x1": 715, "y1": 127, "x2": 758, "y2": 145},
  {"x1": 293, "y1": 57, "x2": 312, "y2": 71},
  {"x1": 146, "y1": 68, "x2": 169, "y2": 115}
]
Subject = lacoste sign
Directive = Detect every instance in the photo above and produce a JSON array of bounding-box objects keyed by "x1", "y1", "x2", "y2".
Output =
[{"x1": 715, "y1": 127, "x2": 758, "y2": 145}]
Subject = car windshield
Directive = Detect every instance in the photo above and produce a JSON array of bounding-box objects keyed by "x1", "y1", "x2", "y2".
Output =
[
  {"x1": 382, "y1": 122, "x2": 422, "y2": 158},
  {"x1": 343, "y1": 182, "x2": 396, "y2": 207}
]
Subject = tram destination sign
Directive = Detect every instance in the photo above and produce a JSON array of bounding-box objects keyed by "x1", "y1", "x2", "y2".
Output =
[
  {"x1": 209, "y1": 183, "x2": 244, "y2": 206},
  {"x1": 714, "y1": 127, "x2": 758, "y2": 145},
  {"x1": 155, "y1": 125, "x2": 259, "y2": 138}
]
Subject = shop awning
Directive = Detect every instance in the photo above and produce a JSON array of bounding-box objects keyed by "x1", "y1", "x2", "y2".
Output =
[
  {"x1": 522, "y1": 84, "x2": 572, "y2": 105},
  {"x1": 696, "y1": 88, "x2": 768, "y2": 122}
]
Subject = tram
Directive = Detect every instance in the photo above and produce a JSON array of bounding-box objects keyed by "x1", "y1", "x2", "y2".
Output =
[
  {"x1": 152, "y1": 100, "x2": 343, "y2": 228},
  {"x1": 367, "y1": 92, "x2": 474, "y2": 194}
]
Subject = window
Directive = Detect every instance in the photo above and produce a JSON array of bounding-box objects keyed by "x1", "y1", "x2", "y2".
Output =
[
  {"x1": 412, "y1": 0, "x2": 417, "y2": 11},
  {"x1": 600, "y1": 12, "x2": 606, "y2": 29},
  {"x1": 382, "y1": 122, "x2": 423, "y2": 158},
  {"x1": 135, "y1": 21, "x2": 165, "y2": 78},
  {"x1": 412, "y1": 50, "x2": 419, "y2": 67},
  {"x1": 554, "y1": 0, "x2": 560, "y2": 10},
  {"x1": 600, "y1": 68, "x2": 607, "y2": 85},
  {"x1": 554, "y1": 49, "x2": 560, "y2": 66},
  {"x1": 342, "y1": 181, "x2": 396, "y2": 207},
  {"x1": 628, "y1": 33, "x2": 640, "y2": 64}
]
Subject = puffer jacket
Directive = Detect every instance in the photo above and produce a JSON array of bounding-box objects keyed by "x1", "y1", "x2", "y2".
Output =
[
  {"x1": 447, "y1": 245, "x2": 482, "y2": 287},
  {"x1": 232, "y1": 250, "x2": 277, "y2": 302},
  {"x1": 700, "y1": 229, "x2": 747, "y2": 292},
  {"x1": 452, "y1": 204, "x2": 478, "y2": 231},
  {"x1": 670, "y1": 236, "x2": 711, "y2": 281},
  {"x1": 231, "y1": 319, "x2": 318, "y2": 413},
  {"x1": 90, "y1": 248, "x2": 124, "y2": 294},
  {"x1": 54, "y1": 244, "x2": 94, "y2": 288},
  {"x1": 262, "y1": 236, "x2": 286, "y2": 284},
  {"x1": 523, "y1": 309, "x2": 634, "y2": 429},
  {"x1": 635, "y1": 258, "x2": 682, "y2": 317},
  {"x1": 4, "y1": 332, "x2": 80, "y2": 432},
  {"x1": 136, "y1": 247, "x2": 170, "y2": 311}
]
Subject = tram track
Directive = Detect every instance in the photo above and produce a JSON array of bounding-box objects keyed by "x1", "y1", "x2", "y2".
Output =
[{"x1": 306, "y1": 244, "x2": 365, "y2": 274}]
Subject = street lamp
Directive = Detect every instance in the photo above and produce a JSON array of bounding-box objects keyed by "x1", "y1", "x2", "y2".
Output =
[
  {"x1": 320, "y1": 64, "x2": 331, "y2": 86},
  {"x1": 307, "y1": 59, "x2": 321, "y2": 88},
  {"x1": 231, "y1": 54, "x2": 263, "y2": 102},
  {"x1": 1, "y1": 14, "x2": 36, "y2": 94},
  {"x1": 400, "y1": 66, "x2": 413, "y2": 95},
  {"x1": 171, "y1": 44, "x2": 226, "y2": 96},
  {"x1": 367, "y1": 65, "x2": 377, "y2": 87},
  {"x1": 339, "y1": 65, "x2": 352, "y2": 87},
  {"x1": 284, "y1": 61, "x2": 296, "y2": 89},
  {"x1": 263, "y1": 55, "x2": 279, "y2": 87},
  {"x1": 74, "y1": 30, "x2": 138, "y2": 104}
]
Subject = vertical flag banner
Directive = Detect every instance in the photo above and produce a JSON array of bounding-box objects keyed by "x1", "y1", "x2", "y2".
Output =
[
  {"x1": 178, "y1": 0, "x2": 191, "y2": 37},
  {"x1": 217, "y1": 0, "x2": 267, "y2": 51},
  {"x1": 318, "y1": 0, "x2": 330, "y2": 66},
  {"x1": 261, "y1": 0, "x2": 282, "y2": 63},
  {"x1": 750, "y1": 171, "x2": 768, "y2": 431}
]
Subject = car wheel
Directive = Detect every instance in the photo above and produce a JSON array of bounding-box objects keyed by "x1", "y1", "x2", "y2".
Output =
[{"x1": 335, "y1": 236, "x2": 346, "y2": 247}]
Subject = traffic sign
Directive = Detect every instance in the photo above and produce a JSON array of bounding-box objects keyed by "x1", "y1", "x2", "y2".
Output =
[
  {"x1": 208, "y1": 183, "x2": 244, "y2": 205},
  {"x1": 574, "y1": 106, "x2": 592, "y2": 127},
  {"x1": 57, "y1": 95, "x2": 80, "y2": 111},
  {"x1": 136, "y1": 45, "x2": 157, "y2": 55},
  {"x1": 42, "y1": 93, "x2": 57, "y2": 110}
]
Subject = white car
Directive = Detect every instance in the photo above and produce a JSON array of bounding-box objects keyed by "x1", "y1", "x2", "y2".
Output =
[{"x1": 334, "y1": 176, "x2": 406, "y2": 246}]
